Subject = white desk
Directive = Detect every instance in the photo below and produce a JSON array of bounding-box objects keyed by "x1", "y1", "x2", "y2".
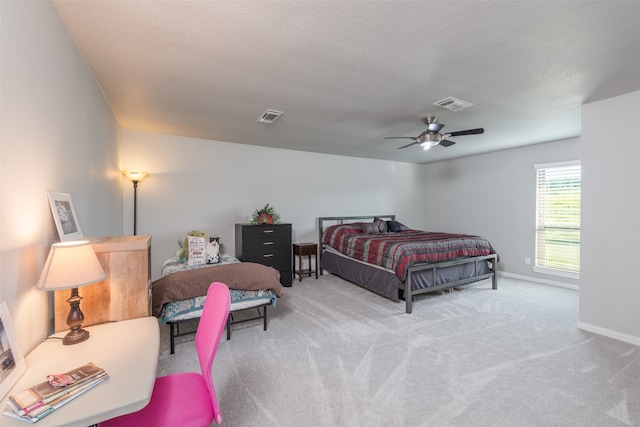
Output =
[{"x1": 0, "y1": 317, "x2": 159, "y2": 427}]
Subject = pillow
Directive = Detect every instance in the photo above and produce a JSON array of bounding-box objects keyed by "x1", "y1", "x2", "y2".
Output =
[
  {"x1": 362, "y1": 223, "x2": 380, "y2": 234},
  {"x1": 387, "y1": 220, "x2": 403, "y2": 233},
  {"x1": 322, "y1": 223, "x2": 364, "y2": 246},
  {"x1": 187, "y1": 235, "x2": 206, "y2": 266},
  {"x1": 373, "y1": 217, "x2": 388, "y2": 233},
  {"x1": 178, "y1": 230, "x2": 209, "y2": 260},
  {"x1": 205, "y1": 236, "x2": 220, "y2": 264}
]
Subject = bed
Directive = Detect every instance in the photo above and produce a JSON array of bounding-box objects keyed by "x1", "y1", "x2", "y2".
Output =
[
  {"x1": 152, "y1": 254, "x2": 286, "y2": 354},
  {"x1": 319, "y1": 215, "x2": 498, "y2": 313}
]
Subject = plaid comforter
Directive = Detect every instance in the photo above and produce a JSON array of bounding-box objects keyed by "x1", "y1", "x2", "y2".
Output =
[{"x1": 322, "y1": 223, "x2": 497, "y2": 280}]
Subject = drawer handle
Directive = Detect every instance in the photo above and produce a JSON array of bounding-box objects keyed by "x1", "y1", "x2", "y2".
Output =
[
  {"x1": 262, "y1": 230, "x2": 274, "y2": 233},
  {"x1": 263, "y1": 254, "x2": 274, "y2": 258},
  {"x1": 263, "y1": 242, "x2": 274, "y2": 246}
]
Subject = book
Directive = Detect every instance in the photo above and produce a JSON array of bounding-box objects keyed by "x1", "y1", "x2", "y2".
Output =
[
  {"x1": 3, "y1": 375, "x2": 109, "y2": 423},
  {"x1": 6, "y1": 370, "x2": 109, "y2": 416},
  {"x1": 8, "y1": 362, "x2": 106, "y2": 414},
  {"x1": 3, "y1": 362, "x2": 109, "y2": 423}
]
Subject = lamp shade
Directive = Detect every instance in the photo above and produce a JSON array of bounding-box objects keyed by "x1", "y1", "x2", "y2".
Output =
[
  {"x1": 37, "y1": 240, "x2": 106, "y2": 291},
  {"x1": 123, "y1": 170, "x2": 149, "y2": 183}
]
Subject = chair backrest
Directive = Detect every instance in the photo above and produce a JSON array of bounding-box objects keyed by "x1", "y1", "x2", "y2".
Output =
[{"x1": 195, "y1": 282, "x2": 231, "y2": 425}]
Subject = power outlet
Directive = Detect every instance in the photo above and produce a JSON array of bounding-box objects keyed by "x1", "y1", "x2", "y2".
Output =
[{"x1": 524, "y1": 257, "x2": 531, "y2": 265}]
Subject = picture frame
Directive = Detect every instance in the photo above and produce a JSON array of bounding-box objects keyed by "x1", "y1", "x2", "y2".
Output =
[
  {"x1": 0, "y1": 302, "x2": 26, "y2": 399},
  {"x1": 47, "y1": 191, "x2": 83, "y2": 241}
]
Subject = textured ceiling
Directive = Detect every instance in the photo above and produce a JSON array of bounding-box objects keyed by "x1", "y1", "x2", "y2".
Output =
[{"x1": 53, "y1": 1, "x2": 640, "y2": 164}]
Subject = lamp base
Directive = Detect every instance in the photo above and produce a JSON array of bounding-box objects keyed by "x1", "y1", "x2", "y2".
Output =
[
  {"x1": 63, "y1": 287, "x2": 90, "y2": 345},
  {"x1": 62, "y1": 327, "x2": 90, "y2": 345}
]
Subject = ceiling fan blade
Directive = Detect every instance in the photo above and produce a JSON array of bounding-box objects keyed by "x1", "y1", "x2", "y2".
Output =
[
  {"x1": 448, "y1": 128, "x2": 484, "y2": 137},
  {"x1": 384, "y1": 136, "x2": 417, "y2": 140},
  {"x1": 428, "y1": 123, "x2": 445, "y2": 133},
  {"x1": 439, "y1": 139, "x2": 456, "y2": 147},
  {"x1": 397, "y1": 141, "x2": 419, "y2": 149}
]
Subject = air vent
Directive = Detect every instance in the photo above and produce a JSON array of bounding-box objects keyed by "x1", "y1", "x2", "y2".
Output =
[
  {"x1": 433, "y1": 97, "x2": 473, "y2": 112},
  {"x1": 257, "y1": 109, "x2": 284, "y2": 123}
]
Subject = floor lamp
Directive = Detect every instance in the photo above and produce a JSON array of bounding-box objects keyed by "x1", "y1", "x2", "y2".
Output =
[{"x1": 123, "y1": 171, "x2": 149, "y2": 235}]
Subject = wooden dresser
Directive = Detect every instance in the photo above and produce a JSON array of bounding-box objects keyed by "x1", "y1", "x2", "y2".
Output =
[
  {"x1": 235, "y1": 223, "x2": 292, "y2": 287},
  {"x1": 53, "y1": 235, "x2": 152, "y2": 333}
]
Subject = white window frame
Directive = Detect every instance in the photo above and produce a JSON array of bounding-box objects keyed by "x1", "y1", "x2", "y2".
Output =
[{"x1": 533, "y1": 160, "x2": 581, "y2": 279}]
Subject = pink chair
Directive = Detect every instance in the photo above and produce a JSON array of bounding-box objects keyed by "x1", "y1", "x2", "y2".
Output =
[{"x1": 99, "y1": 282, "x2": 230, "y2": 427}]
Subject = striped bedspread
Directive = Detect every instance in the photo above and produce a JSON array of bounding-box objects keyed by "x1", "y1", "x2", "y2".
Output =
[{"x1": 322, "y1": 223, "x2": 497, "y2": 280}]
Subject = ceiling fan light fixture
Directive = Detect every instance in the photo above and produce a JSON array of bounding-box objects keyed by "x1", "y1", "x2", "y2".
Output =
[
  {"x1": 388, "y1": 115, "x2": 483, "y2": 150},
  {"x1": 418, "y1": 132, "x2": 440, "y2": 147}
]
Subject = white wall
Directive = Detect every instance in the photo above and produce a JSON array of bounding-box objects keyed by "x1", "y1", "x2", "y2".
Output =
[
  {"x1": 122, "y1": 131, "x2": 425, "y2": 280},
  {"x1": 3, "y1": 1, "x2": 637, "y2": 356},
  {"x1": 580, "y1": 91, "x2": 640, "y2": 344},
  {"x1": 0, "y1": 1, "x2": 123, "y2": 353},
  {"x1": 422, "y1": 138, "x2": 580, "y2": 287}
]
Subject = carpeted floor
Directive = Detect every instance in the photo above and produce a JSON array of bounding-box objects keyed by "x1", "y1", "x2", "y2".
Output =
[{"x1": 157, "y1": 274, "x2": 640, "y2": 426}]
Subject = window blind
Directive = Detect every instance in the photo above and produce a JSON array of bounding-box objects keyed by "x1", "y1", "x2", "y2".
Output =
[{"x1": 535, "y1": 162, "x2": 581, "y2": 273}]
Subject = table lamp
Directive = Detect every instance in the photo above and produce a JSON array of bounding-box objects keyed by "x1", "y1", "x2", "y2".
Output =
[{"x1": 37, "y1": 240, "x2": 106, "y2": 345}]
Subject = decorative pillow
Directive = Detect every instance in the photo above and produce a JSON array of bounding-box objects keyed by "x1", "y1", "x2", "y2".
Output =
[
  {"x1": 362, "y1": 223, "x2": 380, "y2": 234},
  {"x1": 322, "y1": 223, "x2": 364, "y2": 249},
  {"x1": 206, "y1": 236, "x2": 220, "y2": 264},
  {"x1": 387, "y1": 220, "x2": 403, "y2": 232},
  {"x1": 187, "y1": 235, "x2": 206, "y2": 266},
  {"x1": 387, "y1": 221, "x2": 411, "y2": 233},
  {"x1": 179, "y1": 230, "x2": 209, "y2": 260},
  {"x1": 373, "y1": 217, "x2": 388, "y2": 233}
]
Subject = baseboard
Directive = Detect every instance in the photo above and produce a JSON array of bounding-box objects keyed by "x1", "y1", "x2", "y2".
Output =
[
  {"x1": 577, "y1": 321, "x2": 640, "y2": 347},
  {"x1": 499, "y1": 272, "x2": 639, "y2": 346},
  {"x1": 498, "y1": 272, "x2": 579, "y2": 291}
]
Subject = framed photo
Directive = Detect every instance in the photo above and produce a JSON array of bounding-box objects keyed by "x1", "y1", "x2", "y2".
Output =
[
  {"x1": 47, "y1": 191, "x2": 83, "y2": 241},
  {"x1": 0, "y1": 302, "x2": 26, "y2": 399}
]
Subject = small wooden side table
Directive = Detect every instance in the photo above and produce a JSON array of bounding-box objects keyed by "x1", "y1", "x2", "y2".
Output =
[{"x1": 293, "y1": 242, "x2": 319, "y2": 282}]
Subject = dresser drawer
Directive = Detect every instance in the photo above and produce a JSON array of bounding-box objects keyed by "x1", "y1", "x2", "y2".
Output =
[
  {"x1": 242, "y1": 245, "x2": 291, "y2": 262},
  {"x1": 239, "y1": 225, "x2": 290, "y2": 239},
  {"x1": 243, "y1": 256, "x2": 291, "y2": 272},
  {"x1": 242, "y1": 236, "x2": 291, "y2": 252}
]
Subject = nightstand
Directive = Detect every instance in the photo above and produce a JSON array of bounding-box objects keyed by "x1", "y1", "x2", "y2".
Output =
[{"x1": 293, "y1": 242, "x2": 318, "y2": 282}]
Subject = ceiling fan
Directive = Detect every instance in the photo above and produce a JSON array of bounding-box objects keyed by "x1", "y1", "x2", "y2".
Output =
[{"x1": 385, "y1": 116, "x2": 484, "y2": 150}]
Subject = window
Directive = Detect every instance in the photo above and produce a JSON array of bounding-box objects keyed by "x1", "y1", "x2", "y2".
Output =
[{"x1": 534, "y1": 161, "x2": 581, "y2": 278}]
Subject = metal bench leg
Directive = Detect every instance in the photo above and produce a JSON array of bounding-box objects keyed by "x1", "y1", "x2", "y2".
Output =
[
  {"x1": 170, "y1": 323, "x2": 176, "y2": 355},
  {"x1": 263, "y1": 306, "x2": 268, "y2": 331}
]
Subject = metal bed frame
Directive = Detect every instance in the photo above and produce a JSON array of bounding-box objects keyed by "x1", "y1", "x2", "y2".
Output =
[{"x1": 318, "y1": 215, "x2": 498, "y2": 314}]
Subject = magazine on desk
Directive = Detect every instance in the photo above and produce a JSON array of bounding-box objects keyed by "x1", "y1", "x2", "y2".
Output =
[{"x1": 3, "y1": 362, "x2": 109, "y2": 423}]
